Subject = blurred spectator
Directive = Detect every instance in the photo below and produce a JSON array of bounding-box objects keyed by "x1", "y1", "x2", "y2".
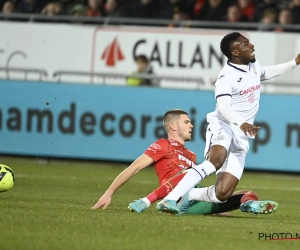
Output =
[
  {"x1": 58, "y1": 0, "x2": 73, "y2": 14},
  {"x1": 252, "y1": 0, "x2": 279, "y2": 22},
  {"x1": 126, "y1": 55, "x2": 158, "y2": 87},
  {"x1": 1, "y1": 0, "x2": 299, "y2": 32},
  {"x1": 274, "y1": 8, "x2": 294, "y2": 32},
  {"x1": 277, "y1": 0, "x2": 290, "y2": 8},
  {"x1": 226, "y1": 4, "x2": 249, "y2": 23},
  {"x1": 172, "y1": 7, "x2": 190, "y2": 21},
  {"x1": 17, "y1": 0, "x2": 49, "y2": 13},
  {"x1": 194, "y1": 0, "x2": 229, "y2": 21},
  {"x1": 168, "y1": 5, "x2": 191, "y2": 27},
  {"x1": 160, "y1": 0, "x2": 194, "y2": 20},
  {"x1": 2, "y1": 0, "x2": 16, "y2": 13},
  {"x1": 68, "y1": 3, "x2": 87, "y2": 16},
  {"x1": 237, "y1": 0, "x2": 255, "y2": 20},
  {"x1": 58, "y1": 0, "x2": 88, "y2": 15},
  {"x1": 87, "y1": 0, "x2": 103, "y2": 17},
  {"x1": 128, "y1": 0, "x2": 162, "y2": 19},
  {"x1": 278, "y1": 8, "x2": 293, "y2": 24},
  {"x1": 103, "y1": 0, "x2": 128, "y2": 17},
  {"x1": 193, "y1": 0, "x2": 205, "y2": 18},
  {"x1": 41, "y1": 2, "x2": 62, "y2": 16},
  {"x1": 257, "y1": 8, "x2": 277, "y2": 31},
  {"x1": 289, "y1": 0, "x2": 300, "y2": 24}
]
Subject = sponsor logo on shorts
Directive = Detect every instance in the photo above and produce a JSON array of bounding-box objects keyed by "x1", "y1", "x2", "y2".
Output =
[
  {"x1": 240, "y1": 136, "x2": 247, "y2": 141},
  {"x1": 164, "y1": 183, "x2": 171, "y2": 194},
  {"x1": 217, "y1": 135, "x2": 224, "y2": 141}
]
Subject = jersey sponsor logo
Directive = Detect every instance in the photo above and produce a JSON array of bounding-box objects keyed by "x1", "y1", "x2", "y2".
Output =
[
  {"x1": 150, "y1": 143, "x2": 161, "y2": 150},
  {"x1": 175, "y1": 150, "x2": 184, "y2": 154},
  {"x1": 248, "y1": 92, "x2": 256, "y2": 103},
  {"x1": 240, "y1": 85, "x2": 260, "y2": 95},
  {"x1": 171, "y1": 142, "x2": 178, "y2": 146},
  {"x1": 178, "y1": 154, "x2": 196, "y2": 167}
]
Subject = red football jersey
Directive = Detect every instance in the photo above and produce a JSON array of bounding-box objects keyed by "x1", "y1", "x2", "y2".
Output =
[{"x1": 144, "y1": 138, "x2": 197, "y2": 185}]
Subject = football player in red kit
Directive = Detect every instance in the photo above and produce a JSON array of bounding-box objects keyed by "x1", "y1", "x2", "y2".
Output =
[{"x1": 92, "y1": 109, "x2": 196, "y2": 210}]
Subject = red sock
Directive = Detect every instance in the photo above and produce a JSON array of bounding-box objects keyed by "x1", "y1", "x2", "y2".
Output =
[
  {"x1": 146, "y1": 173, "x2": 186, "y2": 204},
  {"x1": 240, "y1": 192, "x2": 259, "y2": 204}
]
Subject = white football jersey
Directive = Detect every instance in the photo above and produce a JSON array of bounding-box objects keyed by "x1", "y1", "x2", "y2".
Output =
[{"x1": 207, "y1": 60, "x2": 265, "y2": 125}]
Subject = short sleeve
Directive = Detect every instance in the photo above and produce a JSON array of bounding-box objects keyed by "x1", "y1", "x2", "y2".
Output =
[
  {"x1": 144, "y1": 139, "x2": 169, "y2": 163},
  {"x1": 215, "y1": 75, "x2": 232, "y2": 99}
]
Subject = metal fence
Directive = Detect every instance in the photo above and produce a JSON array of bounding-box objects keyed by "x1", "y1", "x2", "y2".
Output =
[
  {"x1": 1, "y1": 13, "x2": 300, "y2": 31},
  {"x1": 1, "y1": 66, "x2": 300, "y2": 94}
]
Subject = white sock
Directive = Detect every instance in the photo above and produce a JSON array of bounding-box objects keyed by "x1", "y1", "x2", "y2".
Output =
[
  {"x1": 163, "y1": 161, "x2": 216, "y2": 201},
  {"x1": 142, "y1": 198, "x2": 151, "y2": 208},
  {"x1": 188, "y1": 185, "x2": 224, "y2": 203}
]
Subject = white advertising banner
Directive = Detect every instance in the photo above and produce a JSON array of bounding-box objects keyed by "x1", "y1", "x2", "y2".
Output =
[{"x1": 0, "y1": 22, "x2": 299, "y2": 90}]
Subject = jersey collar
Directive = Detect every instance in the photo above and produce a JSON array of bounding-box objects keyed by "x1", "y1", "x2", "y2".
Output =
[
  {"x1": 227, "y1": 61, "x2": 248, "y2": 73},
  {"x1": 168, "y1": 139, "x2": 184, "y2": 147}
]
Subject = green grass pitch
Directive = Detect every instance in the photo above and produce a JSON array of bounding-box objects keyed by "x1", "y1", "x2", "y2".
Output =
[{"x1": 1, "y1": 156, "x2": 300, "y2": 250}]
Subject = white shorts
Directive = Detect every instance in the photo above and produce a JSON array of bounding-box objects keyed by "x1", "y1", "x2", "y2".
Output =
[{"x1": 204, "y1": 120, "x2": 250, "y2": 180}]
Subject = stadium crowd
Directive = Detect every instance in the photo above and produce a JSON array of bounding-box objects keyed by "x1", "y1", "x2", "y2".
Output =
[{"x1": 0, "y1": 0, "x2": 300, "y2": 30}]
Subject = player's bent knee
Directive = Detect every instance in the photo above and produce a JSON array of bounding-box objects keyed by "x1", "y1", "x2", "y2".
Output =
[
  {"x1": 207, "y1": 146, "x2": 227, "y2": 170},
  {"x1": 209, "y1": 156, "x2": 226, "y2": 170},
  {"x1": 216, "y1": 186, "x2": 234, "y2": 201}
]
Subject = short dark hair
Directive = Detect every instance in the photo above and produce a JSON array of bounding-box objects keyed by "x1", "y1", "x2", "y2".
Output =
[
  {"x1": 135, "y1": 54, "x2": 148, "y2": 63},
  {"x1": 163, "y1": 109, "x2": 188, "y2": 132},
  {"x1": 220, "y1": 32, "x2": 242, "y2": 60}
]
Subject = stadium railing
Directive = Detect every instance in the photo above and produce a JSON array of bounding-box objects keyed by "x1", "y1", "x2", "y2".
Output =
[
  {"x1": 0, "y1": 67, "x2": 48, "y2": 81},
  {"x1": 52, "y1": 70, "x2": 300, "y2": 87},
  {"x1": 1, "y1": 67, "x2": 300, "y2": 94},
  {"x1": 1, "y1": 13, "x2": 300, "y2": 32}
]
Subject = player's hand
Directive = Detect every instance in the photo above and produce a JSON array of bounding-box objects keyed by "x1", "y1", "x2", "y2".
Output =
[
  {"x1": 240, "y1": 122, "x2": 260, "y2": 137},
  {"x1": 91, "y1": 193, "x2": 112, "y2": 210},
  {"x1": 295, "y1": 53, "x2": 300, "y2": 65}
]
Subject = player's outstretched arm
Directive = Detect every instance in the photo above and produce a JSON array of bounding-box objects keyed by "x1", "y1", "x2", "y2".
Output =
[
  {"x1": 261, "y1": 54, "x2": 300, "y2": 81},
  {"x1": 91, "y1": 154, "x2": 154, "y2": 210}
]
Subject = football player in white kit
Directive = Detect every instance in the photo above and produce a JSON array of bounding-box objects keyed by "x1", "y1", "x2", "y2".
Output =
[{"x1": 157, "y1": 32, "x2": 300, "y2": 215}]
